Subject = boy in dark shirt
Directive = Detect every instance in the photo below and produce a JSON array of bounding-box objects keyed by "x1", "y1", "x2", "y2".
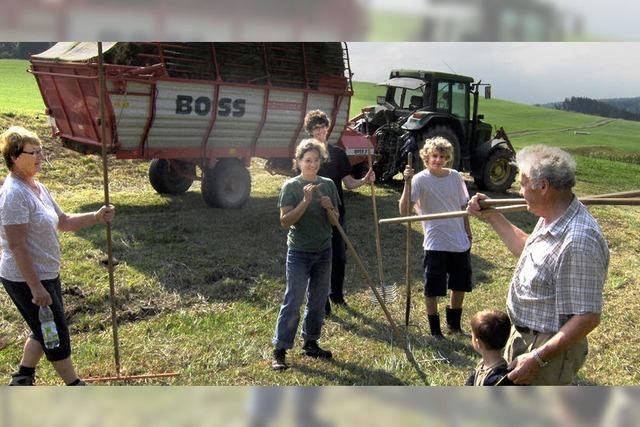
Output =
[{"x1": 466, "y1": 310, "x2": 515, "y2": 386}]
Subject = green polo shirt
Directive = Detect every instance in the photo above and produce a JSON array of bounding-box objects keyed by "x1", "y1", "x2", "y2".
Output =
[{"x1": 278, "y1": 175, "x2": 340, "y2": 252}]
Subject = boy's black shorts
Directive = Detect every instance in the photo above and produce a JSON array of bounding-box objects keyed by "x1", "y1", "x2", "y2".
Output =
[
  {"x1": 422, "y1": 249, "x2": 473, "y2": 297},
  {"x1": 1, "y1": 276, "x2": 71, "y2": 362}
]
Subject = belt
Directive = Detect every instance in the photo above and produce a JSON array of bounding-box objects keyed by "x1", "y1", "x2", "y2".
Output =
[{"x1": 514, "y1": 324, "x2": 541, "y2": 335}]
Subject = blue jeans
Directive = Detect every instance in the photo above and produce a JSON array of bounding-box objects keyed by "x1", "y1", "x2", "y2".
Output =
[{"x1": 272, "y1": 247, "x2": 332, "y2": 349}]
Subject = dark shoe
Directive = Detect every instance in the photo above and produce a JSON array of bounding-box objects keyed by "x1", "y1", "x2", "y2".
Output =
[
  {"x1": 302, "y1": 340, "x2": 332, "y2": 359},
  {"x1": 9, "y1": 372, "x2": 35, "y2": 386},
  {"x1": 330, "y1": 296, "x2": 347, "y2": 306},
  {"x1": 446, "y1": 307, "x2": 470, "y2": 337},
  {"x1": 428, "y1": 314, "x2": 444, "y2": 338},
  {"x1": 272, "y1": 348, "x2": 289, "y2": 371}
]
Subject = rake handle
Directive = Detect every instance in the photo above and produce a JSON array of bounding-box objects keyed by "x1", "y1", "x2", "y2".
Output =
[
  {"x1": 404, "y1": 152, "x2": 412, "y2": 327},
  {"x1": 98, "y1": 42, "x2": 121, "y2": 377},
  {"x1": 368, "y1": 154, "x2": 385, "y2": 285}
]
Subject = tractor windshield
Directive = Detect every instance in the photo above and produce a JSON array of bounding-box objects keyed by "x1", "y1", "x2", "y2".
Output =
[{"x1": 383, "y1": 80, "x2": 431, "y2": 111}]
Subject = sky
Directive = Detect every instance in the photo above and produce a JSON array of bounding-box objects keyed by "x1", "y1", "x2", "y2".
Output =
[{"x1": 348, "y1": 42, "x2": 640, "y2": 105}]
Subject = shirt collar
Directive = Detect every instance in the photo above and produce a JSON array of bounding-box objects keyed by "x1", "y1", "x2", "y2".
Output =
[{"x1": 536, "y1": 195, "x2": 580, "y2": 238}]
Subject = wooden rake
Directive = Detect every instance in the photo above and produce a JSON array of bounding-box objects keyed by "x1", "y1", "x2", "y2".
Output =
[
  {"x1": 403, "y1": 153, "x2": 413, "y2": 328},
  {"x1": 367, "y1": 154, "x2": 398, "y2": 305},
  {"x1": 85, "y1": 43, "x2": 179, "y2": 383},
  {"x1": 325, "y1": 208, "x2": 429, "y2": 384}
]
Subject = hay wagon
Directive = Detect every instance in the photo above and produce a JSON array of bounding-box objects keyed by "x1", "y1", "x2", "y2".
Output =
[{"x1": 30, "y1": 42, "x2": 371, "y2": 208}]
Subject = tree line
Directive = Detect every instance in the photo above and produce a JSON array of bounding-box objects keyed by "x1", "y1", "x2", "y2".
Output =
[
  {"x1": 0, "y1": 43, "x2": 54, "y2": 59},
  {"x1": 552, "y1": 96, "x2": 640, "y2": 122}
]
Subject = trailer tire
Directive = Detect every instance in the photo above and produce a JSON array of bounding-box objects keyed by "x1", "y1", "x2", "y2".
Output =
[
  {"x1": 475, "y1": 148, "x2": 516, "y2": 193},
  {"x1": 148, "y1": 159, "x2": 194, "y2": 195},
  {"x1": 201, "y1": 159, "x2": 251, "y2": 208},
  {"x1": 421, "y1": 126, "x2": 461, "y2": 170}
]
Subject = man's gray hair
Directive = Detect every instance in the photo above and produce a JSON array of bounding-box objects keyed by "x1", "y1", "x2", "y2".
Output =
[{"x1": 516, "y1": 145, "x2": 576, "y2": 190}]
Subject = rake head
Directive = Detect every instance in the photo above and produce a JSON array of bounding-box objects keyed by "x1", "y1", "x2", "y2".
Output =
[{"x1": 370, "y1": 281, "x2": 399, "y2": 304}]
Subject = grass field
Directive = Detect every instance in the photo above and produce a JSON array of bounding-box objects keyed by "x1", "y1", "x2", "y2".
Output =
[
  {"x1": 0, "y1": 60, "x2": 639, "y2": 385},
  {"x1": 0, "y1": 59, "x2": 45, "y2": 115}
]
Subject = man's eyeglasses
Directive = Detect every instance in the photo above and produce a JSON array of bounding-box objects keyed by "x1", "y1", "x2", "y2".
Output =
[{"x1": 20, "y1": 148, "x2": 44, "y2": 156}]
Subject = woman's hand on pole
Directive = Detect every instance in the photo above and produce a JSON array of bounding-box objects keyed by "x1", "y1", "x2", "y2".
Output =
[
  {"x1": 302, "y1": 184, "x2": 317, "y2": 204},
  {"x1": 95, "y1": 204, "x2": 116, "y2": 224},
  {"x1": 319, "y1": 196, "x2": 334, "y2": 211}
]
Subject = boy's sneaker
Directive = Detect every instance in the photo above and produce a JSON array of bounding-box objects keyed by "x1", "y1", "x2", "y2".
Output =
[
  {"x1": 302, "y1": 340, "x2": 332, "y2": 359},
  {"x1": 272, "y1": 348, "x2": 289, "y2": 371},
  {"x1": 9, "y1": 372, "x2": 35, "y2": 386}
]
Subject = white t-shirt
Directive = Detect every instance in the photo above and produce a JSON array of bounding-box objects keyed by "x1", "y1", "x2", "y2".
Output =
[
  {"x1": 410, "y1": 168, "x2": 470, "y2": 252},
  {"x1": 0, "y1": 174, "x2": 62, "y2": 281}
]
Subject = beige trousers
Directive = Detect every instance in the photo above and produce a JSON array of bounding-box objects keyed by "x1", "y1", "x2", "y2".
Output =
[{"x1": 504, "y1": 325, "x2": 588, "y2": 385}]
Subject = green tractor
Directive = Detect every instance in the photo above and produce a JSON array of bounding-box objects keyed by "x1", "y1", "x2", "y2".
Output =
[{"x1": 354, "y1": 69, "x2": 517, "y2": 192}]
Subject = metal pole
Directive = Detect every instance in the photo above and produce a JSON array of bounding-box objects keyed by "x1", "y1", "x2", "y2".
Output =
[
  {"x1": 404, "y1": 152, "x2": 412, "y2": 327},
  {"x1": 98, "y1": 42, "x2": 121, "y2": 378}
]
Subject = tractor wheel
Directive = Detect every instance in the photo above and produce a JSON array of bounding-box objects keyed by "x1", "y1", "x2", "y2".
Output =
[
  {"x1": 475, "y1": 148, "x2": 517, "y2": 193},
  {"x1": 421, "y1": 126, "x2": 461, "y2": 170},
  {"x1": 201, "y1": 159, "x2": 251, "y2": 208},
  {"x1": 148, "y1": 159, "x2": 194, "y2": 195}
]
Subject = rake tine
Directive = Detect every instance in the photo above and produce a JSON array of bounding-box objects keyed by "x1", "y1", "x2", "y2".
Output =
[{"x1": 326, "y1": 209, "x2": 429, "y2": 384}]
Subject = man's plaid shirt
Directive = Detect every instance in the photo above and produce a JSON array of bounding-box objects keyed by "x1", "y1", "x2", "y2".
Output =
[{"x1": 507, "y1": 196, "x2": 610, "y2": 333}]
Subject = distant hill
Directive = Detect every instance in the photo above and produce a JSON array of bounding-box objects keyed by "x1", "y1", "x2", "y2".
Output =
[
  {"x1": 600, "y1": 97, "x2": 640, "y2": 115},
  {"x1": 541, "y1": 96, "x2": 640, "y2": 122},
  {"x1": 540, "y1": 96, "x2": 640, "y2": 121}
]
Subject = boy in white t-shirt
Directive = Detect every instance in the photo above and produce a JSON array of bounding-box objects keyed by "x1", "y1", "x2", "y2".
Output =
[{"x1": 399, "y1": 137, "x2": 473, "y2": 338}]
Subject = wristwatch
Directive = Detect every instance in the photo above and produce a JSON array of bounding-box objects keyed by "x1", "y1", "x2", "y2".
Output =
[{"x1": 532, "y1": 348, "x2": 549, "y2": 367}]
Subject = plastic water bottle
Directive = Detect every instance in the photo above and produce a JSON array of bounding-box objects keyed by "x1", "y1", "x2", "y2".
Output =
[{"x1": 39, "y1": 306, "x2": 60, "y2": 349}]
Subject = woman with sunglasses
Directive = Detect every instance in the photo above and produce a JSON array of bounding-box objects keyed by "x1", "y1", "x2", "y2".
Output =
[{"x1": 0, "y1": 126, "x2": 115, "y2": 386}]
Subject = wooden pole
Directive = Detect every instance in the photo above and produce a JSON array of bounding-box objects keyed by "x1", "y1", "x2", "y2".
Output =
[
  {"x1": 404, "y1": 152, "x2": 412, "y2": 327},
  {"x1": 479, "y1": 196, "x2": 640, "y2": 208},
  {"x1": 586, "y1": 190, "x2": 640, "y2": 199},
  {"x1": 380, "y1": 204, "x2": 528, "y2": 225},
  {"x1": 89, "y1": 43, "x2": 179, "y2": 383},
  {"x1": 98, "y1": 42, "x2": 121, "y2": 378},
  {"x1": 380, "y1": 195, "x2": 640, "y2": 226},
  {"x1": 326, "y1": 209, "x2": 429, "y2": 384}
]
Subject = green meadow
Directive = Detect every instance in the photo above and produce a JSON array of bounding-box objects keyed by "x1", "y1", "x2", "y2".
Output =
[{"x1": 0, "y1": 60, "x2": 639, "y2": 385}]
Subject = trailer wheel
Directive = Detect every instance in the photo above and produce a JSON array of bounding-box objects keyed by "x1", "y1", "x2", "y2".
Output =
[
  {"x1": 201, "y1": 159, "x2": 251, "y2": 208},
  {"x1": 475, "y1": 148, "x2": 517, "y2": 193},
  {"x1": 422, "y1": 126, "x2": 461, "y2": 170},
  {"x1": 148, "y1": 159, "x2": 195, "y2": 195}
]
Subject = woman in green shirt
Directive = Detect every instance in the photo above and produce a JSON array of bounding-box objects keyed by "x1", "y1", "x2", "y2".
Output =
[{"x1": 271, "y1": 139, "x2": 340, "y2": 371}]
